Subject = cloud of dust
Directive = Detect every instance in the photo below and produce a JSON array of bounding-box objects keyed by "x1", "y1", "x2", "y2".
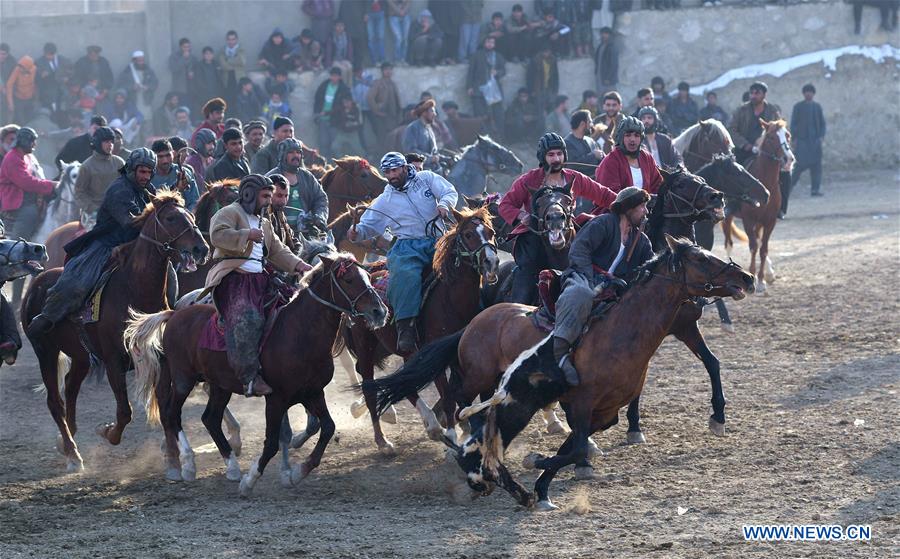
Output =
[{"x1": 564, "y1": 487, "x2": 592, "y2": 515}]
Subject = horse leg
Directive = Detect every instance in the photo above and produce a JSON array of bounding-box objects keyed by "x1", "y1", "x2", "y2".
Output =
[
  {"x1": 722, "y1": 216, "x2": 734, "y2": 258},
  {"x1": 289, "y1": 408, "x2": 321, "y2": 449},
  {"x1": 96, "y1": 353, "x2": 132, "y2": 445},
  {"x1": 761, "y1": 224, "x2": 776, "y2": 284},
  {"x1": 529, "y1": 430, "x2": 591, "y2": 511},
  {"x1": 434, "y1": 371, "x2": 458, "y2": 446},
  {"x1": 239, "y1": 397, "x2": 287, "y2": 497},
  {"x1": 166, "y1": 377, "x2": 197, "y2": 481},
  {"x1": 625, "y1": 396, "x2": 646, "y2": 444},
  {"x1": 356, "y1": 346, "x2": 397, "y2": 454},
  {"x1": 411, "y1": 393, "x2": 443, "y2": 442},
  {"x1": 675, "y1": 321, "x2": 726, "y2": 436},
  {"x1": 201, "y1": 384, "x2": 242, "y2": 481},
  {"x1": 542, "y1": 403, "x2": 569, "y2": 435},
  {"x1": 715, "y1": 299, "x2": 734, "y2": 334},
  {"x1": 62, "y1": 355, "x2": 91, "y2": 437},
  {"x1": 38, "y1": 346, "x2": 83, "y2": 473},
  {"x1": 155, "y1": 357, "x2": 182, "y2": 481},
  {"x1": 203, "y1": 383, "x2": 242, "y2": 457},
  {"x1": 288, "y1": 390, "x2": 336, "y2": 485}
]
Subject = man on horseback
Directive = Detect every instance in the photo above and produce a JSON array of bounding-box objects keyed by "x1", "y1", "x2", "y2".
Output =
[
  {"x1": 205, "y1": 174, "x2": 312, "y2": 396},
  {"x1": 0, "y1": 127, "x2": 57, "y2": 243},
  {"x1": 594, "y1": 116, "x2": 663, "y2": 194},
  {"x1": 74, "y1": 126, "x2": 124, "y2": 219},
  {"x1": 499, "y1": 132, "x2": 617, "y2": 305},
  {"x1": 401, "y1": 99, "x2": 440, "y2": 171},
  {"x1": 348, "y1": 152, "x2": 458, "y2": 353},
  {"x1": 264, "y1": 138, "x2": 328, "y2": 238},
  {"x1": 28, "y1": 148, "x2": 160, "y2": 336},
  {"x1": 552, "y1": 186, "x2": 653, "y2": 385}
]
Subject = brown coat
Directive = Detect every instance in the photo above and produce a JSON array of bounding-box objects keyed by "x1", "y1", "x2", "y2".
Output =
[
  {"x1": 366, "y1": 77, "x2": 401, "y2": 118},
  {"x1": 205, "y1": 201, "x2": 302, "y2": 289}
]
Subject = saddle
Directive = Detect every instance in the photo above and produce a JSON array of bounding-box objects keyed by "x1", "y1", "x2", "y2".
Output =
[
  {"x1": 529, "y1": 269, "x2": 622, "y2": 333},
  {"x1": 367, "y1": 259, "x2": 437, "y2": 323},
  {"x1": 78, "y1": 265, "x2": 118, "y2": 324}
]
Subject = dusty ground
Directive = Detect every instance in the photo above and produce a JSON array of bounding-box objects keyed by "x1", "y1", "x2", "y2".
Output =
[{"x1": 1, "y1": 169, "x2": 897, "y2": 558}]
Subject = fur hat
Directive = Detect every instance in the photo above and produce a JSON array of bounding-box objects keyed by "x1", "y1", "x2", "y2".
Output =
[
  {"x1": 610, "y1": 186, "x2": 650, "y2": 215},
  {"x1": 202, "y1": 97, "x2": 227, "y2": 117},
  {"x1": 413, "y1": 98, "x2": 436, "y2": 117}
]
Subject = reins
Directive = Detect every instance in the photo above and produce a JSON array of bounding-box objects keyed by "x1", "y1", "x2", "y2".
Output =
[
  {"x1": 306, "y1": 260, "x2": 378, "y2": 318},
  {"x1": 138, "y1": 203, "x2": 200, "y2": 255}
]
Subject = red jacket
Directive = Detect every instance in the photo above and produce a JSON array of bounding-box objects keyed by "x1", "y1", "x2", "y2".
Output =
[
  {"x1": 0, "y1": 148, "x2": 55, "y2": 211},
  {"x1": 191, "y1": 120, "x2": 225, "y2": 145},
  {"x1": 594, "y1": 147, "x2": 662, "y2": 194},
  {"x1": 499, "y1": 167, "x2": 617, "y2": 237}
]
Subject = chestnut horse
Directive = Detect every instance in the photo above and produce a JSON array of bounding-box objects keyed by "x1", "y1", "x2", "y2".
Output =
[
  {"x1": 343, "y1": 207, "x2": 499, "y2": 454},
  {"x1": 21, "y1": 193, "x2": 208, "y2": 473},
  {"x1": 320, "y1": 156, "x2": 387, "y2": 223},
  {"x1": 125, "y1": 253, "x2": 387, "y2": 493},
  {"x1": 723, "y1": 119, "x2": 794, "y2": 294},
  {"x1": 366, "y1": 236, "x2": 755, "y2": 509}
]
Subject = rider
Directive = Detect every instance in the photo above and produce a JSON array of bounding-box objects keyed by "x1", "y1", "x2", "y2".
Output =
[
  {"x1": 594, "y1": 116, "x2": 663, "y2": 194},
  {"x1": 348, "y1": 152, "x2": 458, "y2": 353},
  {"x1": 264, "y1": 137, "x2": 329, "y2": 238},
  {"x1": 638, "y1": 106, "x2": 682, "y2": 168},
  {"x1": 149, "y1": 138, "x2": 201, "y2": 211},
  {"x1": 28, "y1": 148, "x2": 160, "y2": 336},
  {"x1": 205, "y1": 174, "x2": 312, "y2": 396},
  {"x1": 401, "y1": 99, "x2": 440, "y2": 172},
  {"x1": 0, "y1": 127, "x2": 57, "y2": 242},
  {"x1": 74, "y1": 126, "x2": 125, "y2": 219},
  {"x1": 552, "y1": 186, "x2": 653, "y2": 385},
  {"x1": 268, "y1": 173, "x2": 300, "y2": 254},
  {"x1": 185, "y1": 128, "x2": 217, "y2": 187},
  {"x1": 498, "y1": 132, "x2": 617, "y2": 305}
]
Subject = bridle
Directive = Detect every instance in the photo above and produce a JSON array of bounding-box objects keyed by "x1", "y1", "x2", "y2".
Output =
[
  {"x1": 528, "y1": 186, "x2": 574, "y2": 236},
  {"x1": 644, "y1": 250, "x2": 744, "y2": 295},
  {"x1": 756, "y1": 127, "x2": 790, "y2": 162},
  {"x1": 451, "y1": 217, "x2": 496, "y2": 272},
  {"x1": 326, "y1": 161, "x2": 385, "y2": 202},
  {"x1": 660, "y1": 173, "x2": 710, "y2": 220},
  {"x1": 306, "y1": 258, "x2": 379, "y2": 318},
  {"x1": 138, "y1": 202, "x2": 201, "y2": 255}
]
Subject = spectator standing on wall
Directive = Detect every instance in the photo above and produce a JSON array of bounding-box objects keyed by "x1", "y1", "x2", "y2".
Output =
[
  {"x1": 366, "y1": 0, "x2": 387, "y2": 66},
  {"x1": 467, "y1": 35, "x2": 506, "y2": 138},
  {"x1": 35, "y1": 42, "x2": 71, "y2": 112},
  {"x1": 302, "y1": 0, "x2": 335, "y2": 46},
  {"x1": 258, "y1": 29, "x2": 293, "y2": 77},
  {"x1": 479, "y1": 12, "x2": 509, "y2": 60},
  {"x1": 218, "y1": 30, "x2": 247, "y2": 107},
  {"x1": 458, "y1": 0, "x2": 484, "y2": 63},
  {"x1": 593, "y1": 26, "x2": 618, "y2": 93},
  {"x1": 366, "y1": 62, "x2": 401, "y2": 149},
  {"x1": 314, "y1": 68, "x2": 350, "y2": 158},
  {"x1": 526, "y1": 47, "x2": 559, "y2": 117},
  {"x1": 506, "y1": 4, "x2": 537, "y2": 62},
  {"x1": 790, "y1": 83, "x2": 826, "y2": 197},
  {"x1": 323, "y1": 20, "x2": 355, "y2": 84},
  {"x1": 168, "y1": 38, "x2": 197, "y2": 107},
  {"x1": 117, "y1": 51, "x2": 158, "y2": 107},
  {"x1": 699, "y1": 91, "x2": 728, "y2": 125},
  {"x1": 668, "y1": 81, "x2": 699, "y2": 136},
  {"x1": 192, "y1": 47, "x2": 222, "y2": 117},
  {"x1": 73, "y1": 46, "x2": 114, "y2": 102},
  {"x1": 338, "y1": 0, "x2": 368, "y2": 69},
  {"x1": 408, "y1": 9, "x2": 444, "y2": 67},
  {"x1": 387, "y1": 0, "x2": 412, "y2": 64}
]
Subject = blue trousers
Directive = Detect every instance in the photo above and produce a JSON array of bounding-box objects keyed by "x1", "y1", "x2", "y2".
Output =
[
  {"x1": 367, "y1": 11, "x2": 386, "y2": 65},
  {"x1": 387, "y1": 237, "x2": 436, "y2": 321}
]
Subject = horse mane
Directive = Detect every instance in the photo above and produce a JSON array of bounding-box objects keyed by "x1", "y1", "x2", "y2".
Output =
[
  {"x1": 631, "y1": 236, "x2": 694, "y2": 285},
  {"x1": 295, "y1": 249, "x2": 353, "y2": 292},
  {"x1": 673, "y1": 119, "x2": 734, "y2": 154},
  {"x1": 194, "y1": 178, "x2": 239, "y2": 229},
  {"x1": 111, "y1": 191, "x2": 186, "y2": 266},
  {"x1": 433, "y1": 206, "x2": 494, "y2": 281}
]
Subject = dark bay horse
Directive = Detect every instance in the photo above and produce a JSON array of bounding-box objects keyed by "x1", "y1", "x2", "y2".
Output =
[
  {"x1": 21, "y1": 193, "x2": 208, "y2": 472},
  {"x1": 344, "y1": 207, "x2": 499, "y2": 454},
  {"x1": 366, "y1": 236, "x2": 755, "y2": 510},
  {"x1": 446, "y1": 135, "x2": 524, "y2": 198},
  {"x1": 723, "y1": 119, "x2": 794, "y2": 294},
  {"x1": 175, "y1": 179, "x2": 240, "y2": 296},
  {"x1": 125, "y1": 253, "x2": 387, "y2": 492},
  {"x1": 320, "y1": 156, "x2": 387, "y2": 222}
]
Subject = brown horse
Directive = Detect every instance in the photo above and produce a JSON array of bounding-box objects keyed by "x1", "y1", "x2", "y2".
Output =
[
  {"x1": 43, "y1": 221, "x2": 82, "y2": 270},
  {"x1": 21, "y1": 193, "x2": 208, "y2": 473},
  {"x1": 344, "y1": 207, "x2": 499, "y2": 454},
  {"x1": 125, "y1": 253, "x2": 387, "y2": 492},
  {"x1": 176, "y1": 180, "x2": 240, "y2": 296},
  {"x1": 366, "y1": 236, "x2": 755, "y2": 509},
  {"x1": 320, "y1": 156, "x2": 387, "y2": 221},
  {"x1": 723, "y1": 119, "x2": 794, "y2": 295},
  {"x1": 327, "y1": 202, "x2": 376, "y2": 263}
]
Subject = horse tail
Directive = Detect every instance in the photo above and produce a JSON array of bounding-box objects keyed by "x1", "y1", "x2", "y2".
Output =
[
  {"x1": 724, "y1": 220, "x2": 748, "y2": 243},
  {"x1": 124, "y1": 308, "x2": 174, "y2": 427},
  {"x1": 361, "y1": 330, "x2": 463, "y2": 415}
]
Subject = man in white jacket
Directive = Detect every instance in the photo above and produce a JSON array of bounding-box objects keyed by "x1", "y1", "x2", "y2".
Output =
[{"x1": 348, "y1": 152, "x2": 458, "y2": 353}]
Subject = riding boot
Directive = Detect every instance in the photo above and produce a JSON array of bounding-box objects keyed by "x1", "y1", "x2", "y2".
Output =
[
  {"x1": 552, "y1": 336, "x2": 580, "y2": 386},
  {"x1": 26, "y1": 314, "x2": 55, "y2": 337},
  {"x1": 244, "y1": 372, "x2": 273, "y2": 397},
  {"x1": 396, "y1": 318, "x2": 418, "y2": 354}
]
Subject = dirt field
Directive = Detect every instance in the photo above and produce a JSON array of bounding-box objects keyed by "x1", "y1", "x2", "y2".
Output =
[{"x1": 1, "y1": 169, "x2": 897, "y2": 558}]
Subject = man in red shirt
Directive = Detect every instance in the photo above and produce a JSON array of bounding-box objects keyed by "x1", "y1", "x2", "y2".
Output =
[
  {"x1": 191, "y1": 97, "x2": 226, "y2": 145},
  {"x1": 594, "y1": 115, "x2": 662, "y2": 194},
  {"x1": 499, "y1": 132, "x2": 616, "y2": 304}
]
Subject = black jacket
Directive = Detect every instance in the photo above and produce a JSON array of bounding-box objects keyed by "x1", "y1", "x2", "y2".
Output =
[
  {"x1": 64, "y1": 174, "x2": 156, "y2": 257},
  {"x1": 467, "y1": 49, "x2": 506, "y2": 97},
  {"x1": 55, "y1": 133, "x2": 93, "y2": 171},
  {"x1": 568, "y1": 212, "x2": 652, "y2": 286},
  {"x1": 313, "y1": 80, "x2": 351, "y2": 115},
  {"x1": 207, "y1": 154, "x2": 250, "y2": 182}
]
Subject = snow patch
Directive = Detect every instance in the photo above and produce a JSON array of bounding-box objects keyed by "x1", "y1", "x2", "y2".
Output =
[{"x1": 677, "y1": 45, "x2": 900, "y2": 96}]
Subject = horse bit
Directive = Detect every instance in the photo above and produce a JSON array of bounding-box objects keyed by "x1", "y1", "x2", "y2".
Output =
[{"x1": 306, "y1": 259, "x2": 378, "y2": 319}]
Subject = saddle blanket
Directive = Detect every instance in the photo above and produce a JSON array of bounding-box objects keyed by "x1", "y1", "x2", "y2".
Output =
[{"x1": 79, "y1": 266, "x2": 117, "y2": 324}]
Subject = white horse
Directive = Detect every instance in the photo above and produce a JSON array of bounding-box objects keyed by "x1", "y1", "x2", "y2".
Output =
[{"x1": 33, "y1": 161, "x2": 81, "y2": 244}]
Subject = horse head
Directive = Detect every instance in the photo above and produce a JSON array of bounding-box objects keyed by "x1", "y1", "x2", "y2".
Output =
[
  {"x1": 654, "y1": 235, "x2": 756, "y2": 300},
  {"x1": 756, "y1": 119, "x2": 795, "y2": 172},
  {"x1": 301, "y1": 145, "x2": 327, "y2": 167},
  {"x1": 658, "y1": 165, "x2": 725, "y2": 223},
  {"x1": 330, "y1": 157, "x2": 386, "y2": 200},
  {"x1": 313, "y1": 253, "x2": 388, "y2": 329},
  {"x1": 0, "y1": 238, "x2": 48, "y2": 282},
  {"x1": 211, "y1": 179, "x2": 240, "y2": 206},
  {"x1": 532, "y1": 186, "x2": 573, "y2": 250},
  {"x1": 59, "y1": 160, "x2": 81, "y2": 190},
  {"x1": 434, "y1": 206, "x2": 499, "y2": 285},
  {"x1": 135, "y1": 192, "x2": 209, "y2": 272},
  {"x1": 700, "y1": 153, "x2": 769, "y2": 208},
  {"x1": 474, "y1": 135, "x2": 524, "y2": 175}
]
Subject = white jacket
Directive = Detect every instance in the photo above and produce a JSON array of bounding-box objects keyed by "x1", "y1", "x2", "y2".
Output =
[{"x1": 356, "y1": 170, "x2": 458, "y2": 240}]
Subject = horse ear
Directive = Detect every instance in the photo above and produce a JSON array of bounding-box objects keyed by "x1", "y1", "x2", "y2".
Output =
[
  {"x1": 318, "y1": 253, "x2": 334, "y2": 269},
  {"x1": 659, "y1": 167, "x2": 671, "y2": 180},
  {"x1": 664, "y1": 233, "x2": 678, "y2": 251},
  {"x1": 451, "y1": 207, "x2": 464, "y2": 223}
]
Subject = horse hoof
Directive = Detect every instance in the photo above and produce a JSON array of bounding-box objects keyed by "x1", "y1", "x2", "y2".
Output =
[
  {"x1": 165, "y1": 468, "x2": 183, "y2": 482},
  {"x1": 626, "y1": 431, "x2": 646, "y2": 445},
  {"x1": 523, "y1": 452, "x2": 545, "y2": 470},
  {"x1": 227, "y1": 436, "x2": 242, "y2": 457},
  {"x1": 350, "y1": 399, "x2": 367, "y2": 419},
  {"x1": 66, "y1": 458, "x2": 85, "y2": 474},
  {"x1": 587, "y1": 437, "x2": 603, "y2": 458},
  {"x1": 290, "y1": 463, "x2": 311, "y2": 485},
  {"x1": 755, "y1": 281, "x2": 767, "y2": 296},
  {"x1": 238, "y1": 475, "x2": 254, "y2": 497},
  {"x1": 225, "y1": 465, "x2": 242, "y2": 482},
  {"x1": 709, "y1": 418, "x2": 726, "y2": 437},
  {"x1": 56, "y1": 435, "x2": 66, "y2": 455},
  {"x1": 534, "y1": 499, "x2": 558, "y2": 512},
  {"x1": 280, "y1": 469, "x2": 293, "y2": 488},
  {"x1": 426, "y1": 426, "x2": 443, "y2": 442},
  {"x1": 719, "y1": 321, "x2": 735, "y2": 334},
  {"x1": 378, "y1": 441, "x2": 397, "y2": 457},
  {"x1": 181, "y1": 464, "x2": 197, "y2": 482},
  {"x1": 95, "y1": 423, "x2": 121, "y2": 445},
  {"x1": 381, "y1": 405, "x2": 398, "y2": 425},
  {"x1": 3, "y1": 354, "x2": 16, "y2": 365},
  {"x1": 574, "y1": 466, "x2": 596, "y2": 480},
  {"x1": 546, "y1": 421, "x2": 569, "y2": 435}
]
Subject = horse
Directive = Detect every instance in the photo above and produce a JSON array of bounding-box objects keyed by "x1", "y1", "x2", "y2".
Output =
[
  {"x1": 20, "y1": 192, "x2": 208, "y2": 473},
  {"x1": 0, "y1": 238, "x2": 48, "y2": 366},
  {"x1": 723, "y1": 119, "x2": 794, "y2": 294},
  {"x1": 33, "y1": 161, "x2": 81, "y2": 244},
  {"x1": 327, "y1": 202, "x2": 378, "y2": 264},
  {"x1": 175, "y1": 180, "x2": 240, "y2": 297},
  {"x1": 342, "y1": 207, "x2": 499, "y2": 454},
  {"x1": 365, "y1": 236, "x2": 755, "y2": 510},
  {"x1": 125, "y1": 253, "x2": 387, "y2": 493},
  {"x1": 446, "y1": 135, "x2": 524, "y2": 199},
  {"x1": 320, "y1": 156, "x2": 387, "y2": 223}
]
